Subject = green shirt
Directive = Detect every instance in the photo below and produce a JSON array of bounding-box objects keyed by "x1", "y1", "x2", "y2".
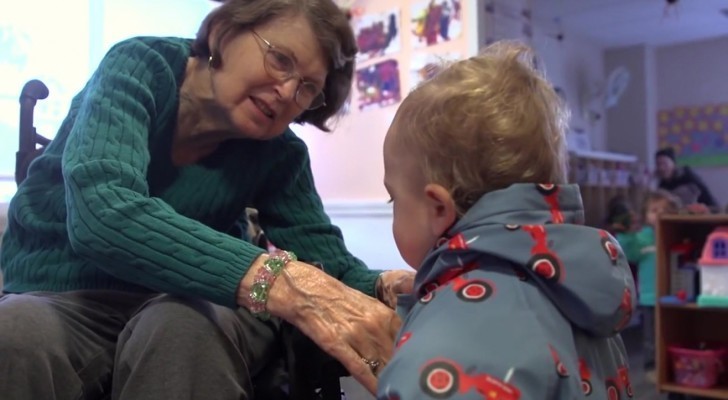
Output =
[
  {"x1": 617, "y1": 226, "x2": 656, "y2": 306},
  {"x1": 0, "y1": 37, "x2": 378, "y2": 307}
]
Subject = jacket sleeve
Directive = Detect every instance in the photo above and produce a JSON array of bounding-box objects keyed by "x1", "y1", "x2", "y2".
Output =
[
  {"x1": 63, "y1": 38, "x2": 264, "y2": 308},
  {"x1": 377, "y1": 270, "x2": 582, "y2": 399},
  {"x1": 253, "y1": 132, "x2": 381, "y2": 296},
  {"x1": 684, "y1": 167, "x2": 718, "y2": 207}
]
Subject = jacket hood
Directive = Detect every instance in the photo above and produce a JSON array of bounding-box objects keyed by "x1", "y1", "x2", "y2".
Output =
[{"x1": 416, "y1": 183, "x2": 636, "y2": 337}]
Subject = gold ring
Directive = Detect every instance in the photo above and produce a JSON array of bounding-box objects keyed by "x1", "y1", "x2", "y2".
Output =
[{"x1": 362, "y1": 357, "x2": 381, "y2": 374}]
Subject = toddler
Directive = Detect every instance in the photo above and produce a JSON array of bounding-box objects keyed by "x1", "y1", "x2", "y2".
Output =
[
  {"x1": 377, "y1": 41, "x2": 636, "y2": 399},
  {"x1": 617, "y1": 189, "x2": 681, "y2": 374}
]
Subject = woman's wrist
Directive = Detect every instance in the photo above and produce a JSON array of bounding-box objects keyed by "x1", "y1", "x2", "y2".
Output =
[
  {"x1": 250, "y1": 250, "x2": 296, "y2": 319},
  {"x1": 238, "y1": 255, "x2": 338, "y2": 322},
  {"x1": 237, "y1": 251, "x2": 296, "y2": 319}
]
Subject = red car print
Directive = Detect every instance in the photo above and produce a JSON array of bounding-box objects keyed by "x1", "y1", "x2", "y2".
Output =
[
  {"x1": 522, "y1": 225, "x2": 564, "y2": 283},
  {"x1": 380, "y1": 385, "x2": 402, "y2": 400},
  {"x1": 420, "y1": 261, "x2": 478, "y2": 302},
  {"x1": 548, "y1": 345, "x2": 569, "y2": 378},
  {"x1": 579, "y1": 359, "x2": 593, "y2": 395},
  {"x1": 420, "y1": 274, "x2": 494, "y2": 304},
  {"x1": 535, "y1": 184, "x2": 564, "y2": 224},
  {"x1": 434, "y1": 233, "x2": 479, "y2": 250},
  {"x1": 396, "y1": 332, "x2": 412, "y2": 350},
  {"x1": 614, "y1": 288, "x2": 633, "y2": 332},
  {"x1": 606, "y1": 368, "x2": 633, "y2": 400},
  {"x1": 448, "y1": 233, "x2": 479, "y2": 250},
  {"x1": 618, "y1": 366, "x2": 634, "y2": 398},
  {"x1": 451, "y1": 275, "x2": 494, "y2": 302},
  {"x1": 419, "y1": 359, "x2": 521, "y2": 399},
  {"x1": 599, "y1": 230, "x2": 620, "y2": 265}
]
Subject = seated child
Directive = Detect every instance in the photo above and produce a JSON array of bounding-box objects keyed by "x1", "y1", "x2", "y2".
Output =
[
  {"x1": 617, "y1": 189, "x2": 681, "y2": 373},
  {"x1": 377, "y1": 41, "x2": 636, "y2": 399}
]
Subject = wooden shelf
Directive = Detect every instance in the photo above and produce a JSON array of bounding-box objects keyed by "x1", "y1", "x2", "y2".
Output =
[
  {"x1": 656, "y1": 215, "x2": 728, "y2": 399},
  {"x1": 658, "y1": 383, "x2": 728, "y2": 399},
  {"x1": 660, "y1": 302, "x2": 728, "y2": 311},
  {"x1": 660, "y1": 214, "x2": 728, "y2": 224}
]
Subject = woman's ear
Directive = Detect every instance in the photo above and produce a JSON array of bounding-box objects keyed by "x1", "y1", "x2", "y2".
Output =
[{"x1": 424, "y1": 183, "x2": 457, "y2": 237}]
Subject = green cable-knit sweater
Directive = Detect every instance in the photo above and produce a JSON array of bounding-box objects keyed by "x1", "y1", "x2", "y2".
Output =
[{"x1": 0, "y1": 37, "x2": 379, "y2": 308}]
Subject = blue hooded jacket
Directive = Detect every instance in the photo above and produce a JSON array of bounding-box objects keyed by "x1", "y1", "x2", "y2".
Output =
[{"x1": 377, "y1": 183, "x2": 636, "y2": 400}]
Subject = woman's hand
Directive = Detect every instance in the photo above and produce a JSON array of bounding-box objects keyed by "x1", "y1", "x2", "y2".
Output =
[
  {"x1": 238, "y1": 258, "x2": 401, "y2": 394},
  {"x1": 376, "y1": 269, "x2": 416, "y2": 309}
]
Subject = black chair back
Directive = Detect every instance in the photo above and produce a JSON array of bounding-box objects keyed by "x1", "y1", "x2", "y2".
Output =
[{"x1": 17, "y1": 79, "x2": 51, "y2": 186}]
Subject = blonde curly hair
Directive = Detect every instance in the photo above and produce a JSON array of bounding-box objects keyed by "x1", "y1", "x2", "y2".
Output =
[{"x1": 393, "y1": 40, "x2": 570, "y2": 215}]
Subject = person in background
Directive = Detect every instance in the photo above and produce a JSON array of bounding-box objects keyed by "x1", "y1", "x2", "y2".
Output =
[
  {"x1": 655, "y1": 147, "x2": 717, "y2": 210},
  {"x1": 605, "y1": 194, "x2": 636, "y2": 235},
  {"x1": 0, "y1": 1, "x2": 414, "y2": 399},
  {"x1": 376, "y1": 41, "x2": 636, "y2": 399},
  {"x1": 617, "y1": 189, "x2": 681, "y2": 380}
]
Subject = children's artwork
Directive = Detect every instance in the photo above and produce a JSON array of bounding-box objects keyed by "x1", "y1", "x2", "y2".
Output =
[
  {"x1": 356, "y1": 59, "x2": 401, "y2": 111},
  {"x1": 409, "y1": 52, "x2": 460, "y2": 89},
  {"x1": 482, "y1": 0, "x2": 532, "y2": 46},
  {"x1": 657, "y1": 103, "x2": 728, "y2": 167},
  {"x1": 354, "y1": 9, "x2": 401, "y2": 62},
  {"x1": 411, "y1": 0, "x2": 462, "y2": 48}
]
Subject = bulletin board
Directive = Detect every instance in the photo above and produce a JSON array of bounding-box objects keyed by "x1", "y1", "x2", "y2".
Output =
[{"x1": 657, "y1": 103, "x2": 728, "y2": 167}]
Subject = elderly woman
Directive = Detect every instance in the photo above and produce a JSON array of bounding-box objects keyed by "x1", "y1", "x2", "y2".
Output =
[{"x1": 0, "y1": 0, "x2": 413, "y2": 398}]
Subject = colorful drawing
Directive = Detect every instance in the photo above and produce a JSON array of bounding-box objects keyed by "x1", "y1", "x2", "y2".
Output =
[
  {"x1": 657, "y1": 103, "x2": 728, "y2": 167},
  {"x1": 356, "y1": 59, "x2": 401, "y2": 111},
  {"x1": 409, "y1": 52, "x2": 460, "y2": 89},
  {"x1": 411, "y1": 0, "x2": 462, "y2": 48},
  {"x1": 354, "y1": 9, "x2": 401, "y2": 62}
]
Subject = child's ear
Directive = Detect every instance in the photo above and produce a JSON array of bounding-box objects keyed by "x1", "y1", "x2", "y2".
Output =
[{"x1": 424, "y1": 183, "x2": 457, "y2": 237}]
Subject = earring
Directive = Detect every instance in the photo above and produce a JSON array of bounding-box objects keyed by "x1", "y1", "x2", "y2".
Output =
[{"x1": 208, "y1": 55, "x2": 216, "y2": 69}]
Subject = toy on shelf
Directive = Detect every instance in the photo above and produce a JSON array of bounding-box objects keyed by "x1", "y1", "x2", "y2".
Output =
[
  {"x1": 697, "y1": 226, "x2": 728, "y2": 307},
  {"x1": 668, "y1": 343, "x2": 727, "y2": 389},
  {"x1": 660, "y1": 240, "x2": 699, "y2": 304}
]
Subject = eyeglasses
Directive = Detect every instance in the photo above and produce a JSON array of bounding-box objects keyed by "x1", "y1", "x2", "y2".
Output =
[{"x1": 251, "y1": 30, "x2": 326, "y2": 110}]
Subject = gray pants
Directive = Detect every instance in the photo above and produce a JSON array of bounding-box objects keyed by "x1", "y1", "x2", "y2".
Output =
[{"x1": 0, "y1": 290, "x2": 281, "y2": 400}]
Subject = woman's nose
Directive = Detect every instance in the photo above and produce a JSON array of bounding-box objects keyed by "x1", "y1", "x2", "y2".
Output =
[{"x1": 276, "y1": 78, "x2": 298, "y2": 102}]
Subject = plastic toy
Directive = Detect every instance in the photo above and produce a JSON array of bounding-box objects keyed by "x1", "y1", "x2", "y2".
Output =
[{"x1": 697, "y1": 226, "x2": 728, "y2": 307}]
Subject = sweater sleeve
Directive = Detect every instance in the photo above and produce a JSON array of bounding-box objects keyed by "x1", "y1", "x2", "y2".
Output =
[
  {"x1": 62, "y1": 38, "x2": 264, "y2": 308},
  {"x1": 254, "y1": 132, "x2": 381, "y2": 296}
]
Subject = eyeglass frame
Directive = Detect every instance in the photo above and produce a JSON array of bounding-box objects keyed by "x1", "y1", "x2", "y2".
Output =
[{"x1": 251, "y1": 30, "x2": 326, "y2": 110}]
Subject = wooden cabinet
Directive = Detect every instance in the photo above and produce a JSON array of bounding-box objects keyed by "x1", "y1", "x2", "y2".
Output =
[
  {"x1": 568, "y1": 150, "x2": 646, "y2": 227},
  {"x1": 656, "y1": 214, "x2": 728, "y2": 399}
]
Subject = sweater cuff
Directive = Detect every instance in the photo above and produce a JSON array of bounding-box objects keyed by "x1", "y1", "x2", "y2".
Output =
[
  {"x1": 349, "y1": 268, "x2": 385, "y2": 297},
  {"x1": 217, "y1": 244, "x2": 266, "y2": 308}
]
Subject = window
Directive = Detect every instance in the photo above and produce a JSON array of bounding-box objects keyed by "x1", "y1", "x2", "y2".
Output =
[
  {"x1": 714, "y1": 238, "x2": 728, "y2": 259},
  {"x1": 0, "y1": 0, "x2": 218, "y2": 202}
]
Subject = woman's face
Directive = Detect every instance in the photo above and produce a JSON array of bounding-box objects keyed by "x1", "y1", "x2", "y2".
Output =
[
  {"x1": 211, "y1": 14, "x2": 328, "y2": 140},
  {"x1": 655, "y1": 155, "x2": 675, "y2": 180}
]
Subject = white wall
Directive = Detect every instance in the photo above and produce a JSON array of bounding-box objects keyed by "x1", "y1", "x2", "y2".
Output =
[
  {"x1": 655, "y1": 36, "x2": 728, "y2": 208},
  {"x1": 532, "y1": 22, "x2": 607, "y2": 151},
  {"x1": 325, "y1": 202, "x2": 409, "y2": 271},
  {"x1": 604, "y1": 45, "x2": 658, "y2": 168}
]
